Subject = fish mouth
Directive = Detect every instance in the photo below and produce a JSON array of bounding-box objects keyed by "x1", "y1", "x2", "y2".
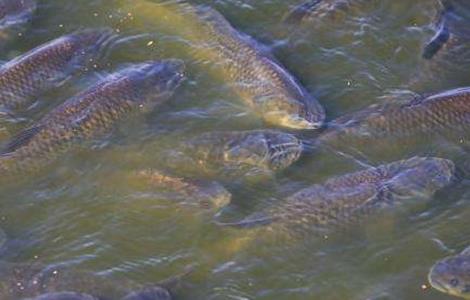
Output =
[
  {"x1": 428, "y1": 269, "x2": 451, "y2": 294},
  {"x1": 285, "y1": 115, "x2": 324, "y2": 130}
]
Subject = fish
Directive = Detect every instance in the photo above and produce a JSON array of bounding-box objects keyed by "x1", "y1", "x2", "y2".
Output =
[
  {"x1": 284, "y1": 0, "x2": 366, "y2": 25},
  {"x1": 428, "y1": 246, "x2": 470, "y2": 299},
  {"x1": 0, "y1": 262, "x2": 175, "y2": 300},
  {"x1": 121, "y1": 1, "x2": 325, "y2": 129},
  {"x1": 0, "y1": 28, "x2": 115, "y2": 111},
  {"x1": 219, "y1": 157, "x2": 454, "y2": 237},
  {"x1": 130, "y1": 169, "x2": 232, "y2": 211},
  {"x1": 422, "y1": 0, "x2": 452, "y2": 60},
  {"x1": 0, "y1": 0, "x2": 36, "y2": 43},
  {"x1": 412, "y1": 0, "x2": 470, "y2": 90},
  {"x1": 0, "y1": 60, "x2": 185, "y2": 176},
  {"x1": 315, "y1": 87, "x2": 470, "y2": 157},
  {"x1": 27, "y1": 292, "x2": 98, "y2": 300},
  {"x1": 29, "y1": 288, "x2": 172, "y2": 300},
  {"x1": 176, "y1": 130, "x2": 304, "y2": 179}
]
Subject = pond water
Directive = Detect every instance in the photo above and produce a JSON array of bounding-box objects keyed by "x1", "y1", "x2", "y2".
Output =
[{"x1": 1, "y1": 0, "x2": 470, "y2": 299}]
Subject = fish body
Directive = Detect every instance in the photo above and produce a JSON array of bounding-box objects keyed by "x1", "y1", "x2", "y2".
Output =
[
  {"x1": 0, "y1": 262, "x2": 173, "y2": 300},
  {"x1": 123, "y1": 1, "x2": 324, "y2": 129},
  {"x1": 178, "y1": 130, "x2": 303, "y2": 178},
  {"x1": 317, "y1": 88, "x2": 470, "y2": 153},
  {"x1": 195, "y1": 7, "x2": 325, "y2": 129},
  {"x1": 131, "y1": 169, "x2": 232, "y2": 211},
  {"x1": 222, "y1": 157, "x2": 454, "y2": 236},
  {"x1": 0, "y1": 60, "x2": 185, "y2": 176},
  {"x1": 428, "y1": 246, "x2": 470, "y2": 299},
  {"x1": 0, "y1": 29, "x2": 114, "y2": 111}
]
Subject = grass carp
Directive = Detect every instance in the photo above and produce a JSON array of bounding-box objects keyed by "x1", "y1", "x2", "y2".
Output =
[
  {"x1": 428, "y1": 246, "x2": 470, "y2": 299},
  {"x1": 315, "y1": 87, "x2": 470, "y2": 157},
  {"x1": 121, "y1": 1, "x2": 325, "y2": 130},
  {"x1": 219, "y1": 157, "x2": 454, "y2": 237},
  {"x1": 129, "y1": 169, "x2": 232, "y2": 212},
  {"x1": 0, "y1": 60, "x2": 185, "y2": 176},
  {"x1": 166, "y1": 130, "x2": 304, "y2": 181},
  {"x1": 0, "y1": 262, "x2": 174, "y2": 300},
  {"x1": 0, "y1": 29, "x2": 114, "y2": 111}
]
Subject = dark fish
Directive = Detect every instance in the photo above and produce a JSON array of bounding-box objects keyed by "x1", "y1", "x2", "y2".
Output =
[
  {"x1": 220, "y1": 157, "x2": 454, "y2": 236},
  {"x1": 422, "y1": 0, "x2": 452, "y2": 60},
  {"x1": 123, "y1": 1, "x2": 325, "y2": 129},
  {"x1": 428, "y1": 246, "x2": 470, "y2": 299},
  {"x1": 196, "y1": 6, "x2": 325, "y2": 129},
  {"x1": 29, "y1": 292, "x2": 98, "y2": 300},
  {"x1": 122, "y1": 287, "x2": 172, "y2": 300},
  {"x1": 284, "y1": 0, "x2": 366, "y2": 24},
  {"x1": 0, "y1": 0, "x2": 36, "y2": 42},
  {"x1": 316, "y1": 88, "x2": 470, "y2": 155},
  {"x1": 0, "y1": 262, "x2": 175, "y2": 300},
  {"x1": 178, "y1": 130, "x2": 304, "y2": 178},
  {"x1": 31, "y1": 288, "x2": 173, "y2": 300},
  {"x1": 413, "y1": 0, "x2": 470, "y2": 90},
  {"x1": 131, "y1": 169, "x2": 231, "y2": 211},
  {"x1": 0, "y1": 29, "x2": 115, "y2": 111},
  {"x1": 0, "y1": 60, "x2": 185, "y2": 176}
]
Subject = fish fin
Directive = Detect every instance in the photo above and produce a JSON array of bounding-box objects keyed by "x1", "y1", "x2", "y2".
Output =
[
  {"x1": 1, "y1": 125, "x2": 44, "y2": 154},
  {"x1": 156, "y1": 264, "x2": 195, "y2": 292},
  {"x1": 422, "y1": 0, "x2": 453, "y2": 60},
  {"x1": 215, "y1": 212, "x2": 275, "y2": 229},
  {"x1": 283, "y1": 0, "x2": 323, "y2": 24},
  {"x1": 461, "y1": 246, "x2": 470, "y2": 256}
]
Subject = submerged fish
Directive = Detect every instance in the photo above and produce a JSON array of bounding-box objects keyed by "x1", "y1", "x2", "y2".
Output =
[
  {"x1": 428, "y1": 246, "x2": 470, "y2": 299},
  {"x1": 0, "y1": 0, "x2": 36, "y2": 42},
  {"x1": 130, "y1": 169, "x2": 231, "y2": 211},
  {"x1": 0, "y1": 60, "x2": 185, "y2": 176},
  {"x1": 0, "y1": 29, "x2": 114, "y2": 111},
  {"x1": 29, "y1": 288, "x2": 172, "y2": 300},
  {"x1": 315, "y1": 87, "x2": 470, "y2": 156},
  {"x1": 123, "y1": 1, "x2": 325, "y2": 129},
  {"x1": 284, "y1": 0, "x2": 367, "y2": 24},
  {"x1": 0, "y1": 262, "x2": 175, "y2": 300},
  {"x1": 413, "y1": 0, "x2": 470, "y2": 90},
  {"x1": 219, "y1": 157, "x2": 454, "y2": 236},
  {"x1": 173, "y1": 130, "x2": 303, "y2": 179}
]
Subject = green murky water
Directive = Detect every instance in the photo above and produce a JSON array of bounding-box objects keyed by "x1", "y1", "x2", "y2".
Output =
[{"x1": 1, "y1": 0, "x2": 470, "y2": 299}]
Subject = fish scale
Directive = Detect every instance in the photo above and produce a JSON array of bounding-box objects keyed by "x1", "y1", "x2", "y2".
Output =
[
  {"x1": 0, "y1": 60, "x2": 185, "y2": 177},
  {"x1": 221, "y1": 157, "x2": 454, "y2": 238},
  {"x1": 0, "y1": 29, "x2": 114, "y2": 111}
]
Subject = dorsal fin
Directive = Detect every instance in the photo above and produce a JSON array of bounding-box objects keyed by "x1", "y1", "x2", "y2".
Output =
[{"x1": 1, "y1": 125, "x2": 44, "y2": 155}]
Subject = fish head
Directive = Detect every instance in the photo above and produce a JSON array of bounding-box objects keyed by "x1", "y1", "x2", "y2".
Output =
[
  {"x1": 429, "y1": 253, "x2": 470, "y2": 299},
  {"x1": 124, "y1": 59, "x2": 186, "y2": 109},
  {"x1": 222, "y1": 131, "x2": 302, "y2": 171},
  {"x1": 261, "y1": 94, "x2": 325, "y2": 130},
  {"x1": 385, "y1": 157, "x2": 455, "y2": 200}
]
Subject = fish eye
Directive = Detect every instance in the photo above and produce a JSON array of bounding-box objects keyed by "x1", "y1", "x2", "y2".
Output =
[{"x1": 450, "y1": 278, "x2": 460, "y2": 287}]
